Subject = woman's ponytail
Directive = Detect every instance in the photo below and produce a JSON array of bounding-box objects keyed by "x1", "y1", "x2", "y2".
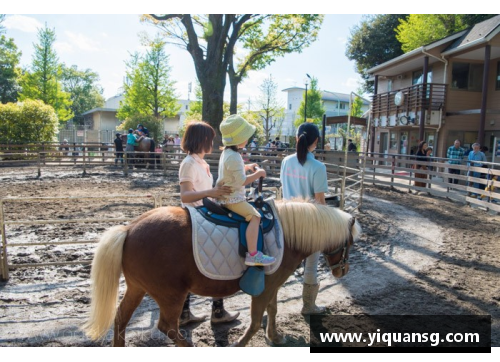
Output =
[{"x1": 295, "y1": 123, "x2": 320, "y2": 166}]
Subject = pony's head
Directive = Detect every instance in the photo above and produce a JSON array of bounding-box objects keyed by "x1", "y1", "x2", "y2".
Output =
[{"x1": 275, "y1": 199, "x2": 361, "y2": 279}]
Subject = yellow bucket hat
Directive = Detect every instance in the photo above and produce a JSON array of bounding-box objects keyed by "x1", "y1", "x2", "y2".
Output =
[{"x1": 220, "y1": 114, "x2": 256, "y2": 146}]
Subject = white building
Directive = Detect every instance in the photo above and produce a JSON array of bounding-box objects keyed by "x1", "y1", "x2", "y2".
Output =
[{"x1": 281, "y1": 87, "x2": 370, "y2": 137}]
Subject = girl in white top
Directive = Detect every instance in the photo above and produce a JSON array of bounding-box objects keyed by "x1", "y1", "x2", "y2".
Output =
[
  {"x1": 178, "y1": 121, "x2": 239, "y2": 325},
  {"x1": 216, "y1": 115, "x2": 275, "y2": 267}
]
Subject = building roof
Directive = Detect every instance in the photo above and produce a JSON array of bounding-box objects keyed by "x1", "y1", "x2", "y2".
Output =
[
  {"x1": 282, "y1": 87, "x2": 370, "y2": 105},
  {"x1": 443, "y1": 14, "x2": 500, "y2": 55},
  {"x1": 81, "y1": 108, "x2": 119, "y2": 116}
]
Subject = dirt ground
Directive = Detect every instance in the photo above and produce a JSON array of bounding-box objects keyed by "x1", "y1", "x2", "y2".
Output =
[{"x1": 0, "y1": 166, "x2": 499, "y2": 347}]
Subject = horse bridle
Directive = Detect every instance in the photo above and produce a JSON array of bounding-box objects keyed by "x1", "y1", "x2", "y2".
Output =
[{"x1": 323, "y1": 217, "x2": 355, "y2": 276}]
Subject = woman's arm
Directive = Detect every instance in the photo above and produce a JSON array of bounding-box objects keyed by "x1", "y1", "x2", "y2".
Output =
[
  {"x1": 180, "y1": 181, "x2": 232, "y2": 204},
  {"x1": 314, "y1": 192, "x2": 326, "y2": 205}
]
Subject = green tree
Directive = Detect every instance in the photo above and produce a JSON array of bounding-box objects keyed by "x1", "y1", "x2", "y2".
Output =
[
  {"x1": 19, "y1": 25, "x2": 73, "y2": 121},
  {"x1": 295, "y1": 76, "x2": 325, "y2": 128},
  {"x1": 117, "y1": 38, "x2": 180, "y2": 122},
  {"x1": 0, "y1": 99, "x2": 58, "y2": 143},
  {"x1": 396, "y1": 14, "x2": 496, "y2": 53},
  {"x1": 256, "y1": 75, "x2": 284, "y2": 142},
  {"x1": 61, "y1": 64, "x2": 105, "y2": 124},
  {"x1": 0, "y1": 35, "x2": 22, "y2": 103},
  {"x1": 227, "y1": 14, "x2": 323, "y2": 114},
  {"x1": 346, "y1": 14, "x2": 408, "y2": 93}
]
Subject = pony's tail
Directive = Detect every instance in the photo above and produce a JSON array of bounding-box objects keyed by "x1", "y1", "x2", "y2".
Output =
[
  {"x1": 82, "y1": 225, "x2": 128, "y2": 341},
  {"x1": 149, "y1": 139, "x2": 155, "y2": 153}
]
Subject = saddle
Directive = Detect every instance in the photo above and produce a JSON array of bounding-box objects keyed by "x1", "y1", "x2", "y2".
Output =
[
  {"x1": 197, "y1": 197, "x2": 276, "y2": 258},
  {"x1": 194, "y1": 177, "x2": 276, "y2": 296}
]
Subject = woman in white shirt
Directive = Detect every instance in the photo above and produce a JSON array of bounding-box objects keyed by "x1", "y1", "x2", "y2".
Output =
[{"x1": 178, "y1": 121, "x2": 239, "y2": 325}]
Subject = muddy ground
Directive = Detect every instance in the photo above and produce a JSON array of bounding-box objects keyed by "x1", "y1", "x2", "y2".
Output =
[{"x1": 0, "y1": 166, "x2": 499, "y2": 347}]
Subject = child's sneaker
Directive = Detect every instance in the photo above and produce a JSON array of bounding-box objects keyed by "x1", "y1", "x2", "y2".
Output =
[{"x1": 245, "y1": 251, "x2": 276, "y2": 266}]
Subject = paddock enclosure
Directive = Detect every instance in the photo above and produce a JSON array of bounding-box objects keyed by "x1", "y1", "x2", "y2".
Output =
[{"x1": 0, "y1": 145, "x2": 499, "y2": 346}]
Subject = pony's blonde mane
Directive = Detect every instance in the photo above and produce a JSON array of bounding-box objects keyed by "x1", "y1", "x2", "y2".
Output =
[{"x1": 274, "y1": 199, "x2": 360, "y2": 254}]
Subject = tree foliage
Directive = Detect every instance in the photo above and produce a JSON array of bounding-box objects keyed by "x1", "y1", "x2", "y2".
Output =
[
  {"x1": 346, "y1": 14, "x2": 407, "y2": 93},
  {"x1": 396, "y1": 14, "x2": 497, "y2": 53},
  {"x1": 0, "y1": 35, "x2": 22, "y2": 103},
  {"x1": 295, "y1": 76, "x2": 325, "y2": 128},
  {"x1": 61, "y1": 64, "x2": 105, "y2": 124},
  {"x1": 19, "y1": 25, "x2": 73, "y2": 121},
  {"x1": 185, "y1": 81, "x2": 202, "y2": 120},
  {"x1": 228, "y1": 14, "x2": 323, "y2": 113},
  {"x1": 0, "y1": 99, "x2": 58, "y2": 143},
  {"x1": 0, "y1": 14, "x2": 5, "y2": 34},
  {"x1": 117, "y1": 38, "x2": 180, "y2": 122},
  {"x1": 116, "y1": 114, "x2": 163, "y2": 143},
  {"x1": 143, "y1": 14, "x2": 323, "y2": 137},
  {"x1": 255, "y1": 75, "x2": 284, "y2": 142}
]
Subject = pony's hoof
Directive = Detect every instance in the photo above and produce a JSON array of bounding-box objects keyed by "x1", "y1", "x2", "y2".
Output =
[{"x1": 266, "y1": 334, "x2": 287, "y2": 346}]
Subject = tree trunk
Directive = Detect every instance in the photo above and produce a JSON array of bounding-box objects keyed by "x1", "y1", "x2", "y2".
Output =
[
  {"x1": 200, "y1": 70, "x2": 226, "y2": 142},
  {"x1": 228, "y1": 71, "x2": 239, "y2": 115}
]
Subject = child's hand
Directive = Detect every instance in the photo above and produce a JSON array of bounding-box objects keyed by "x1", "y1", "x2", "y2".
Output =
[
  {"x1": 245, "y1": 163, "x2": 258, "y2": 171},
  {"x1": 256, "y1": 168, "x2": 266, "y2": 178}
]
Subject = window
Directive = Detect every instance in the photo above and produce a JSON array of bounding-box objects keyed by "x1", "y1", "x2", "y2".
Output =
[
  {"x1": 496, "y1": 62, "x2": 500, "y2": 90},
  {"x1": 390, "y1": 132, "x2": 398, "y2": 150},
  {"x1": 289, "y1": 104, "x2": 292, "y2": 110},
  {"x1": 339, "y1": 103, "x2": 346, "y2": 110},
  {"x1": 387, "y1": 79, "x2": 392, "y2": 92},
  {"x1": 412, "y1": 68, "x2": 433, "y2": 85},
  {"x1": 451, "y1": 62, "x2": 483, "y2": 91},
  {"x1": 185, "y1": 105, "x2": 188, "y2": 110}
]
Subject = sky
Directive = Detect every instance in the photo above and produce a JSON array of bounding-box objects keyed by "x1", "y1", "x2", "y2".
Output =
[{"x1": 2, "y1": 12, "x2": 367, "y2": 107}]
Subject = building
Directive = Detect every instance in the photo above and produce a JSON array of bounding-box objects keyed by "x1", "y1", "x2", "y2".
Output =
[
  {"x1": 76, "y1": 95, "x2": 192, "y2": 142},
  {"x1": 368, "y1": 15, "x2": 500, "y2": 158},
  {"x1": 282, "y1": 87, "x2": 370, "y2": 139}
]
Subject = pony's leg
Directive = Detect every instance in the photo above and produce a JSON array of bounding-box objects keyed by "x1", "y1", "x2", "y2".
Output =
[
  {"x1": 233, "y1": 293, "x2": 272, "y2": 347},
  {"x1": 113, "y1": 285, "x2": 145, "y2": 347},
  {"x1": 157, "y1": 296, "x2": 193, "y2": 347},
  {"x1": 266, "y1": 289, "x2": 286, "y2": 345}
]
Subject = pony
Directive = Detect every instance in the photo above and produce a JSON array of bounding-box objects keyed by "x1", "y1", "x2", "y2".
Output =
[
  {"x1": 82, "y1": 200, "x2": 361, "y2": 347},
  {"x1": 121, "y1": 134, "x2": 157, "y2": 168}
]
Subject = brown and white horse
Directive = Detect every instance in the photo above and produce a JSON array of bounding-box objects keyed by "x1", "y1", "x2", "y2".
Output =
[{"x1": 82, "y1": 200, "x2": 361, "y2": 346}]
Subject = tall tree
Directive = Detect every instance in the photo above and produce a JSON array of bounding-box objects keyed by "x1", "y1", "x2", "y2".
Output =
[
  {"x1": 227, "y1": 14, "x2": 323, "y2": 114},
  {"x1": 19, "y1": 25, "x2": 73, "y2": 121},
  {"x1": 185, "y1": 81, "x2": 203, "y2": 120},
  {"x1": 396, "y1": 14, "x2": 497, "y2": 53},
  {"x1": 144, "y1": 14, "x2": 255, "y2": 135},
  {"x1": 256, "y1": 75, "x2": 284, "y2": 142},
  {"x1": 0, "y1": 14, "x2": 5, "y2": 34},
  {"x1": 346, "y1": 14, "x2": 408, "y2": 93},
  {"x1": 61, "y1": 65, "x2": 105, "y2": 124},
  {"x1": 117, "y1": 37, "x2": 180, "y2": 121},
  {"x1": 0, "y1": 35, "x2": 22, "y2": 103},
  {"x1": 295, "y1": 76, "x2": 325, "y2": 127}
]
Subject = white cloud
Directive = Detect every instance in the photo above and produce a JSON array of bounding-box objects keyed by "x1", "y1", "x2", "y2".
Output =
[
  {"x1": 65, "y1": 31, "x2": 101, "y2": 52},
  {"x1": 4, "y1": 15, "x2": 43, "y2": 33},
  {"x1": 342, "y1": 77, "x2": 360, "y2": 89},
  {"x1": 54, "y1": 41, "x2": 74, "y2": 54}
]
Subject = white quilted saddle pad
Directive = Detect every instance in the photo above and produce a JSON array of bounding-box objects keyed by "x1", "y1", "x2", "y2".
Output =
[{"x1": 186, "y1": 199, "x2": 284, "y2": 280}]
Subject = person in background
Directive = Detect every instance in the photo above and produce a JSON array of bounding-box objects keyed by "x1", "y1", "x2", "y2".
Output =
[
  {"x1": 347, "y1": 139, "x2": 356, "y2": 152},
  {"x1": 137, "y1": 124, "x2": 149, "y2": 137},
  {"x1": 446, "y1": 139, "x2": 464, "y2": 185},
  {"x1": 414, "y1": 141, "x2": 428, "y2": 189},
  {"x1": 467, "y1": 143, "x2": 487, "y2": 198},
  {"x1": 114, "y1": 133, "x2": 124, "y2": 166}
]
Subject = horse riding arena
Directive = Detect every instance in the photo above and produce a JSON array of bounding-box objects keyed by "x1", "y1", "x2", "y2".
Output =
[{"x1": 0, "y1": 166, "x2": 499, "y2": 347}]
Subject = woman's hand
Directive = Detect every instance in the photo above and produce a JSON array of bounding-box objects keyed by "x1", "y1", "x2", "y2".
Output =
[{"x1": 208, "y1": 184, "x2": 233, "y2": 198}]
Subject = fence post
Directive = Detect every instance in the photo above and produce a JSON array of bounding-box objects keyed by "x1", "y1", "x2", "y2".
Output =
[
  {"x1": 37, "y1": 152, "x2": 41, "y2": 178},
  {"x1": 124, "y1": 152, "x2": 128, "y2": 176},
  {"x1": 391, "y1": 155, "x2": 395, "y2": 190},
  {"x1": 0, "y1": 200, "x2": 9, "y2": 281},
  {"x1": 162, "y1": 152, "x2": 167, "y2": 176},
  {"x1": 82, "y1": 146, "x2": 87, "y2": 176}
]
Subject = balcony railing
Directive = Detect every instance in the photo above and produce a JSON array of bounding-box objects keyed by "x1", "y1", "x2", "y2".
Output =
[{"x1": 372, "y1": 83, "x2": 447, "y2": 120}]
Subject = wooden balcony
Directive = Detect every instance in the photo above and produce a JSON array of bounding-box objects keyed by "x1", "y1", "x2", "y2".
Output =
[{"x1": 372, "y1": 83, "x2": 447, "y2": 121}]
